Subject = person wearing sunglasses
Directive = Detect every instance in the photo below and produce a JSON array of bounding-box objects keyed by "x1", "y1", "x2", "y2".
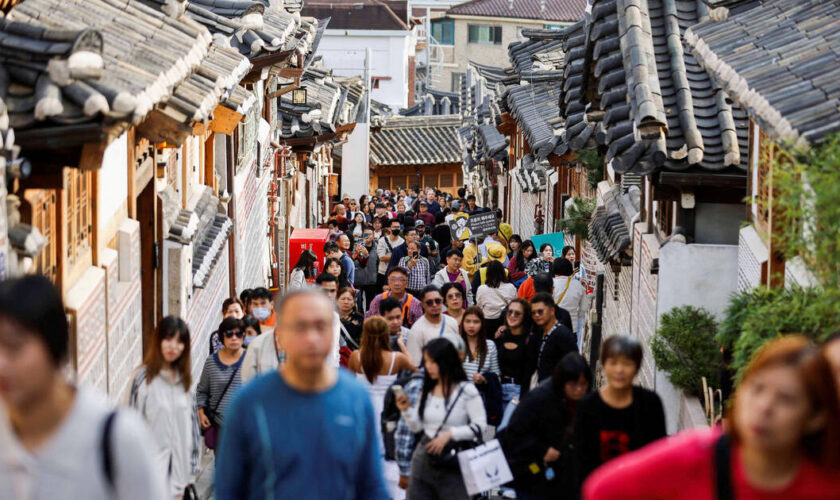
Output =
[
  {"x1": 405, "y1": 285, "x2": 459, "y2": 365},
  {"x1": 196, "y1": 317, "x2": 246, "y2": 451},
  {"x1": 495, "y1": 298, "x2": 533, "y2": 413}
]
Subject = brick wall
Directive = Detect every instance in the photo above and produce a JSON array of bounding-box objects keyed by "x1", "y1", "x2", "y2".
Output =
[
  {"x1": 234, "y1": 152, "x2": 270, "y2": 293},
  {"x1": 186, "y1": 245, "x2": 230, "y2": 381},
  {"x1": 630, "y1": 227, "x2": 659, "y2": 389},
  {"x1": 66, "y1": 267, "x2": 108, "y2": 392}
]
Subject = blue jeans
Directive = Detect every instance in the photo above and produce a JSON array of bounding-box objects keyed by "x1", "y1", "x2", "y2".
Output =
[{"x1": 498, "y1": 383, "x2": 520, "y2": 431}]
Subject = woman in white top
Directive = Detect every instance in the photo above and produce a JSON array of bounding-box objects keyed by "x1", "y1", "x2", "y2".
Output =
[
  {"x1": 475, "y1": 260, "x2": 517, "y2": 336},
  {"x1": 348, "y1": 316, "x2": 414, "y2": 499},
  {"x1": 129, "y1": 316, "x2": 200, "y2": 498},
  {"x1": 289, "y1": 249, "x2": 317, "y2": 290},
  {"x1": 396, "y1": 338, "x2": 487, "y2": 500},
  {"x1": 459, "y1": 306, "x2": 500, "y2": 383}
]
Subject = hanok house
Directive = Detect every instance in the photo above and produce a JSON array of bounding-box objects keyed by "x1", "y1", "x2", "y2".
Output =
[
  {"x1": 369, "y1": 114, "x2": 463, "y2": 195},
  {"x1": 459, "y1": 27, "x2": 594, "y2": 239},
  {"x1": 274, "y1": 65, "x2": 364, "y2": 282},
  {"x1": 2, "y1": 0, "x2": 321, "y2": 394},
  {"x1": 558, "y1": 0, "x2": 754, "y2": 431},
  {"x1": 684, "y1": 0, "x2": 839, "y2": 291}
]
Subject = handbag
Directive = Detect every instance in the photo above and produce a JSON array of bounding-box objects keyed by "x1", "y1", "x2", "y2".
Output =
[
  {"x1": 457, "y1": 438, "x2": 514, "y2": 496},
  {"x1": 202, "y1": 365, "x2": 240, "y2": 450},
  {"x1": 427, "y1": 384, "x2": 482, "y2": 469},
  {"x1": 183, "y1": 484, "x2": 200, "y2": 500}
]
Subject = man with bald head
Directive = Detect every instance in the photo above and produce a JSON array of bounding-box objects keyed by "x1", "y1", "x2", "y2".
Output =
[{"x1": 216, "y1": 289, "x2": 388, "y2": 499}]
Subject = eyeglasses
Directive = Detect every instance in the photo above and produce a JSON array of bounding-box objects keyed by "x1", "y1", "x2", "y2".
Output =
[
  {"x1": 424, "y1": 298, "x2": 443, "y2": 306},
  {"x1": 506, "y1": 309, "x2": 523, "y2": 317},
  {"x1": 389, "y1": 277, "x2": 407, "y2": 283},
  {"x1": 446, "y1": 292, "x2": 463, "y2": 300},
  {"x1": 223, "y1": 330, "x2": 244, "y2": 339}
]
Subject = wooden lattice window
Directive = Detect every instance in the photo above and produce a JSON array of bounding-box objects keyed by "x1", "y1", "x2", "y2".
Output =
[
  {"x1": 22, "y1": 189, "x2": 59, "y2": 284},
  {"x1": 656, "y1": 200, "x2": 673, "y2": 237},
  {"x1": 63, "y1": 169, "x2": 92, "y2": 267},
  {"x1": 423, "y1": 174, "x2": 437, "y2": 189},
  {"x1": 378, "y1": 176, "x2": 390, "y2": 190},
  {"x1": 457, "y1": 171, "x2": 463, "y2": 186},
  {"x1": 439, "y1": 173, "x2": 454, "y2": 188},
  {"x1": 754, "y1": 130, "x2": 773, "y2": 234}
]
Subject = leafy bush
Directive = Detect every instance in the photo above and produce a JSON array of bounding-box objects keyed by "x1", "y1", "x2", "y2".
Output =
[
  {"x1": 718, "y1": 287, "x2": 840, "y2": 380},
  {"x1": 772, "y1": 132, "x2": 840, "y2": 289},
  {"x1": 651, "y1": 306, "x2": 723, "y2": 398},
  {"x1": 557, "y1": 196, "x2": 596, "y2": 241},
  {"x1": 576, "y1": 149, "x2": 604, "y2": 189}
]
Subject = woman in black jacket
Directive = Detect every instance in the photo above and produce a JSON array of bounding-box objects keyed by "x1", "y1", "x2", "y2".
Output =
[{"x1": 500, "y1": 353, "x2": 591, "y2": 500}]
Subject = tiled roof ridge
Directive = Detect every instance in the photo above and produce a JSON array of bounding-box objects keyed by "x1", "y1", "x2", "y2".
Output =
[
  {"x1": 374, "y1": 114, "x2": 462, "y2": 128},
  {"x1": 447, "y1": 0, "x2": 586, "y2": 22}
]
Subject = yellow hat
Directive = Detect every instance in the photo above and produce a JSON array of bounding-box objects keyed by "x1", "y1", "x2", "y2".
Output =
[
  {"x1": 484, "y1": 242, "x2": 507, "y2": 263},
  {"x1": 498, "y1": 222, "x2": 513, "y2": 243}
]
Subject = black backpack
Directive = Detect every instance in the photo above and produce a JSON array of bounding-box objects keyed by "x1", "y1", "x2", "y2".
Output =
[{"x1": 381, "y1": 369, "x2": 423, "y2": 460}]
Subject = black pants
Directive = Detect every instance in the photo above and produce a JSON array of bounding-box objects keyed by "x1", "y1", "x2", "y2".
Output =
[
  {"x1": 376, "y1": 273, "x2": 387, "y2": 293},
  {"x1": 362, "y1": 284, "x2": 378, "y2": 312}
]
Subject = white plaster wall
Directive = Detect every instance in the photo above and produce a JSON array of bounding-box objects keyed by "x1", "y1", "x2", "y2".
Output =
[
  {"x1": 655, "y1": 242, "x2": 739, "y2": 433},
  {"x1": 656, "y1": 242, "x2": 739, "y2": 320},
  {"x1": 341, "y1": 123, "x2": 370, "y2": 199},
  {"x1": 318, "y1": 30, "x2": 411, "y2": 110},
  {"x1": 98, "y1": 132, "x2": 128, "y2": 233}
]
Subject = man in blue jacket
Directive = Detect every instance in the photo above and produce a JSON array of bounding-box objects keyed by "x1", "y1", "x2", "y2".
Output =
[{"x1": 215, "y1": 289, "x2": 388, "y2": 500}]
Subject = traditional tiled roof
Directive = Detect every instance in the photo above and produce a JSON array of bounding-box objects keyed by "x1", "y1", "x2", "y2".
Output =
[
  {"x1": 159, "y1": 185, "x2": 233, "y2": 289},
  {"x1": 509, "y1": 29, "x2": 566, "y2": 74},
  {"x1": 2, "y1": 0, "x2": 213, "y2": 140},
  {"x1": 278, "y1": 69, "x2": 347, "y2": 139},
  {"x1": 458, "y1": 64, "x2": 510, "y2": 167},
  {"x1": 302, "y1": 0, "x2": 409, "y2": 31},
  {"x1": 401, "y1": 88, "x2": 460, "y2": 117},
  {"x1": 564, "y1": 0, "x2": 750, "y2": 177},
  {"x1": 514, "y1": 153, "x2": 550, "y2": 192},
  {"x1": 447, "y1": 0, "x2": 586, "y2": 23},
  {"x1": 506, "y1": 76, "x2": 565, "y2": 160},
  {"x1": 685, "y1": 0, "x2": 840, "y2": 149},
  {"x1": 589, "y1": 183, "x2": 640, "y2": 264},
  {"x1": 370, "y1": 114, "x2": 462, "y2": 167}
]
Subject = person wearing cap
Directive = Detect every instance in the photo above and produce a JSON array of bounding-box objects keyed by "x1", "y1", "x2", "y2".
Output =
[
  {"x1": 387, "y1": 226, "x2": 429, "y2": 271},
  {"x1": 461, "y1": 235, "x2": 484, "y2": 280},
  {"x1": 416, "y1": 200, "x2": 435, "y2": 227},
  {"x1": 416, "y1": 219, "x2": 439, "y2": 269},
  {"x1": 469, "y1": 242, "x2": 509, "y2": 298},
  {"x1": 496, "y1": 209, "x2": 513, "y2": 252}
]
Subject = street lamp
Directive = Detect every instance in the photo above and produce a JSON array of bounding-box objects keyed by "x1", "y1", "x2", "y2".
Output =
[{"x1": 292, "y1": 88, "x2": 307, "y2": 104}]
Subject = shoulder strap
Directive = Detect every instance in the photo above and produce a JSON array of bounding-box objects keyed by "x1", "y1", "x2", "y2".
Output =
[
  {"x1": 438, "y1": 317, "x2": 447, "y2": 337},
  {"x1": 715, "y1": 433, "x2": 734, "y2": 500},
  {"x1": 555, "y1": 277, "x2": 572, "y2": 305},
  {"x1": 101, "y1": 411, "x2": 118, "y2": 491},
  {"x1": 210, "y1": 364, "x2": 240, "y2": 415},
  {"x1": 388, "y1": 351, "x2": 397, "y2": 374},
  {"x1": 340, "y1": 322, "x2": 360, "y2": 350},
  {"x1": 433, "y1": 383, "x2": 467, "y2": 437}
]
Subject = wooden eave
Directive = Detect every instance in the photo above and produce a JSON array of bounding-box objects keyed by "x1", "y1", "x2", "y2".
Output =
[
  {"x1": 209, "y1": 104, "x2": 244, "y2": 135},
  {"x1": 135, "y1": 109, "x2": 193, "y2": 146}
]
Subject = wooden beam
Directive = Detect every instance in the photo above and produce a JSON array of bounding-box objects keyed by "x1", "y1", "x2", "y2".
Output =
[
  {"x1": 127, "y1": 128, "x2": 137, "y2": 219},
  {"x1": 192, "y1": 121, "x2": 208, "y2": 136},
  {"x1": 209, "y1": 105, "x2": 243, "y2": 135},
  {"x1": 267, "y1": 77, "x2": 300, "y2": 99},
  {"x1": 79, "y1": 142, "x2": 108, "y2": 170},
  {"x1": 136, "y1": 110, "x2": 193, "y2": 146}
]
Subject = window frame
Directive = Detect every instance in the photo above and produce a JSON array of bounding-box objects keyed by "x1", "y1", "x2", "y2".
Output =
[
  {"x1": 468, "y1": 24, "x2": 502, "y2": 45},
  {"x1": 431, "y1": 19, "x2": 455, "y2": 46}
]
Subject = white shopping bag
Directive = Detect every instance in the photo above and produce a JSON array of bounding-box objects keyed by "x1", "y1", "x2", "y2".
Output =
[{"x1": 457, "y1": 439, "x2": 514, "y2": 495}]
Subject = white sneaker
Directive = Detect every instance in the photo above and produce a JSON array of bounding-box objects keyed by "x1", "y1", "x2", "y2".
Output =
[{"x1": 501, "y1": 489, "x2": 517, "y2": 498}]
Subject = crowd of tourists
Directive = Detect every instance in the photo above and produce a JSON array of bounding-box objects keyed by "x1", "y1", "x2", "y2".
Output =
[{"x1": 0, "y1": 186, "x2": 839, "y2": 499}]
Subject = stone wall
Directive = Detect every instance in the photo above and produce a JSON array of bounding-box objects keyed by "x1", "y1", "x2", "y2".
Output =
[
  {"x1": 66, "y1": 266, "x2": 108, "y2": 392},
  {"x1": 234, "y1": 149, "x2": 270, "y2": 293},
  {"x1": 630, "y1": 227, "x2": 659, "y2": 389},
  {"x1": 185, "y1": 245, "x2": 230, "y2": 381}
]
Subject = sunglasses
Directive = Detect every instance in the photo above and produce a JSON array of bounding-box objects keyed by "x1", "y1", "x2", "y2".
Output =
[
  {"x1": 424, "y1": 298, "x2": 443, "y2": 306},
  {"x1": 532, "y1": 309, "x2": 549, "y2": 316},
  {"x1": 446, "y1": 292, "x2": 463, "y2": 299},
  {"x1": 507, "y1": 309, "x2": 523, "y2": 317},
  {"x1": 223, "y1": 330, "x2": 244, "y2": 339}
]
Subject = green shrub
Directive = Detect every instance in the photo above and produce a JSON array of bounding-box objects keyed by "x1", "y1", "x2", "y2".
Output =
[
  {"x1": 726, "y1": 287, "x2": 840, "y2": 380},
  {"x1": 576, "y1": 149, "x2": 604, "y2": 189},
  {"x1": 557, "y1": 196, "x2": 596, "y2": 241},
  {"x1": 651, "y1": 305, "x2": 723, "y2": 399}
]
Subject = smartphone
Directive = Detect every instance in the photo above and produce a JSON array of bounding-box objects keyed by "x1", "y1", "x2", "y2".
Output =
[
  {"x1": 412, "y1": 252, "x2": 419, "y2": 259},
  {"x1": 391, "y1": 385, "x2": 406, "y2": 399}
]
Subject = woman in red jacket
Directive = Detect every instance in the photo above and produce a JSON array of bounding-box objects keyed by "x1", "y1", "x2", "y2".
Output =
[{"x1": 584, "y1": 335, "x2": 840, "y2": 500}]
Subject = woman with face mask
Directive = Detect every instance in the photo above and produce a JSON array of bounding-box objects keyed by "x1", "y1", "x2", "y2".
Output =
[
  {"x1": 573, "y1": 335, "x2": 666, "y2": 489},
  {"x1": 584, "y1": 335, "x2": 840, "y2": 499},
  {"x1": 196, "y1": 317, "x2": 246, "y2": 452},
  {"x1": 241, "y1": 315, "x2": 260, "y2": 348},
  {"x1": 129, "y1": 316, "x2": 200, "y2": 498},
  {"x1": 500, "y1": 353, "x2": 591, "y2": 500}
]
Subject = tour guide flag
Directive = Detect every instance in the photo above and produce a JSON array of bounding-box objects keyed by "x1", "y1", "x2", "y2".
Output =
[
  {"x1": 447, "y1": 212, "x2": 500, "y2": 241},
  {"x1": 530, "y1": 231, "x2": 566, "y2": 257}
]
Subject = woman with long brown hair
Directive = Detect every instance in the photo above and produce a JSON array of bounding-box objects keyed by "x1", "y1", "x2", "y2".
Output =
[
  {"x1": 129, "y1": 315, "x2": 200, "y2": 498},
  {"x1": 348, "y1": 316, "x2": 414, "y2": 498},
  {"x1": 460, "y1": 306, "x2": 500, "y2": 385},
  {"x1": 584, "y1": 335, "x2": 840, "y2": 499}
]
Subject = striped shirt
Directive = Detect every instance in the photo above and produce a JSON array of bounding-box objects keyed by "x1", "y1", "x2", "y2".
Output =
[
  {"x1": 196, "y1": 352, "x2": 244, "y2": 425},
  {"x1": 463, "y1": 339, "x2": 500, "y2": 380}
]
